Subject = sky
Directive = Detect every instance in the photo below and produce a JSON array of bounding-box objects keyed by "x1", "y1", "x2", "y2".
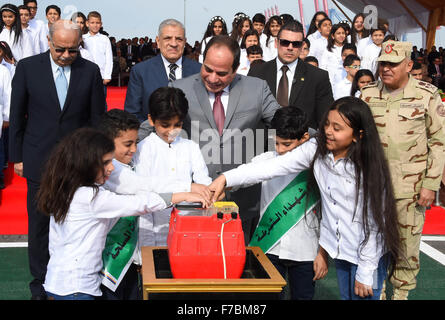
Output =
[{"x1": 9, "y1": 0, "x2": 445, "y2": 48}]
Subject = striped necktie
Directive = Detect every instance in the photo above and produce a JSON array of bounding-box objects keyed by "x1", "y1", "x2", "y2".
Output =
[{"x1": 168, "y1": 63, "x2": 178, "y2": 82}]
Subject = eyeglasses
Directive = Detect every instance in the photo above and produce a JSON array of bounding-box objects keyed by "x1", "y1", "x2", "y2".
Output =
[
  {"x1": 51, "y1": 41, "x2": 79, "y2": 54},
  {"x1": 278, "y1": 39, "x2": 303, "y2": 48},
  {"x1": 347, "y1": 65, "x2": 361, "y2": 69}
]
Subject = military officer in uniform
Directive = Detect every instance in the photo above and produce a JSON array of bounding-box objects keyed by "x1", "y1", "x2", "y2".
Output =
[{"x1": 361, "y1": 41, "x2": 445, "y2": 300}]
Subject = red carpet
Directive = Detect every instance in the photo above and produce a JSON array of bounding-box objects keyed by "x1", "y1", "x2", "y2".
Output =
[{"x1": 1, "y1": 86, "x2": 445, "y2": 235}]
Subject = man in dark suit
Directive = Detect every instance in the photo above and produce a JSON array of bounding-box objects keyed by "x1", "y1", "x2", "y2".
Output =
[
  {"x1": 428, "y1": 55, "x2": 444, "y2": 87},
  {"x1": 248, "y1": 20, "x2": 333, "y2": 129},
  {"x1": 171, "y1": 36, "x2": 280, "y2": 243},
  {"x1": 124, "y1": 19, "x2": 201, "y2": 123},
  {"x1": 8, "y1": 20, "x2": 105, "y2": 299}
]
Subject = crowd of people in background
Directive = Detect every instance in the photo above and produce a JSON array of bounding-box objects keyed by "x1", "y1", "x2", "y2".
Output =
[{"x1": 1, "y1": 0, "x2": 445, "y2": 303}]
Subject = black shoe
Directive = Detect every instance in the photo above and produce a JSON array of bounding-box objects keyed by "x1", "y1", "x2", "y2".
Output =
[
  {"x1": 31, "y1": 294, "x2": 47, "y2": 300},
  {"x1": 0, "y1": 179, "x2": 4, "y2": 189}
]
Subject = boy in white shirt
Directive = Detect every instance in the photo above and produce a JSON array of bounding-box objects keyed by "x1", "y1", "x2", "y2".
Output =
[
  {"x1": 333, "y1": 54, "x2": 361, "y2": 100},
  {"x1": 236, "y1": 106, "x2": 328, "y2": 300},
  {"x1": 134, "y1": 87, "x2": 213, "y2": 247},
  {"x1": 18, "y1": 5, "x2": 40, "y2": 57},
  {"x1": 98, "y1": 109, "x2": 208, "y2": 300},
  {"x1": 0, "y1": 62, "x2": 11, "y2": 189},
  {"x1": 82, "y1": 11, "x2": 113, "y2": 109},
  {"x1": 360, "y1": 27, "x2": 385, "y2": 75}
]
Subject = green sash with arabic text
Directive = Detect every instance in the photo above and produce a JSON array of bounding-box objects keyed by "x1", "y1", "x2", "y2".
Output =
[{"x1": 249, "y1": 170, "x2": 320, "y2": 253}]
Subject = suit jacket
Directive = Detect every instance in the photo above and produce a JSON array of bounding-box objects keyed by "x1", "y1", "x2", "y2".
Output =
[
  {"x1": 171, "y1": 73, "x2": 280, "y2": 219},
  {"x1": 248, "y1": 58, "x2": 334, "y2": 129},
  {"x1": 428, "y1": 63, "x2": 444, "y2": 78},
  {"x1": 9, "y1": 51, "x2": 105, "y2": 182},
  {"x1": 124, "y1": 54, "x2": 201, "y2": 122}
]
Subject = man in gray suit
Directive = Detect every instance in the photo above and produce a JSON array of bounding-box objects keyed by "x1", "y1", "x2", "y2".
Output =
[{"x1": 171, "y1": 35, "x2": 280, "y2": 243}]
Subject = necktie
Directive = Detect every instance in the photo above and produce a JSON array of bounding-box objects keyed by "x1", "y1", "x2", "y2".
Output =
[
  {"x1": 277, "y1": 65, "x2": 289, "y2": 106},
  {"x1": 55, "y1": 66, "x2": 68, "y2": 109},
  {"x1": 169, "y1": 63, "x2": 178, "y2": 82},
  {"x1": 213, "y1": 91, "x2": 225, "y2": 136}
]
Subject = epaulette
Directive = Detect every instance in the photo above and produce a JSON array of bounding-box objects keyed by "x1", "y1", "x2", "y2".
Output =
[
  {"x1": 361, "y1": 81, "x2": 379, "y2": 90},
  {"x1": 416, "y1": 81, "x2": 438, "y2": 94}
]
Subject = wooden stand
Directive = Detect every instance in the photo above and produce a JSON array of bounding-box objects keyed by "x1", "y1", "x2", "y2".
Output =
[{"x1": 141, "y1": 246, "x2": 286, "y2": 300}]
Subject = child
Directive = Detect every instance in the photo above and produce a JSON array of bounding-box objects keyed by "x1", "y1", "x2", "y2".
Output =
[
  {"x1": 199, "y1": 16, "x2": 228, "y2": 63},
  {"x1": 360, "y1": 26, "x2": 386, "y2": 75},
  {"x1": 308, "y1": 17, "x2": 332, "y2": 63},
  {"x1": 82, "y1": 11, "x2": 113, "y2": 107},
  {"x1": 210, "y1": 97, "x2": 401, "y2": 300},
  {"x1": 262, "y1": 15, "x2": 282, "y2": 61},
  {"x1": 350, "y1": 69, "x2": 375, "y2": 97},
  {"x1": 18, "y1": 5, "x2": 40, "y2": 57},
  {"x1": 304, "y1": 56, "x2": 319, "y2": 68},
  {"x1": 319, "y1": 23, "x2": 347, "y2": 87},
  {"x1": 237, "y1": 29, "x2": 260, "y2": 76},
  {"x1": 333, "y1": 54, "x2": 361, "y2": 100},
  {"x1": 252, "y1": 13, "x2": 266, "y2": 48},
  {"x1": 36, "y1": 128, "x2": 171, "y2": 300},
  {"x1": 0, "y1": 4, "x2": 34, "y2": 62},
  {"x1": 97, "y1": 109, "x2": 207, "y2": 300},
  {"x1": 134, "y1": 87, "x2": 213, "y2": 247},
  {"x1": 0, "y1": 59, "x2": 11, "y2": 189},
  {"x1": 237, "y1": 106, "x2": 328, "y2": 300}
]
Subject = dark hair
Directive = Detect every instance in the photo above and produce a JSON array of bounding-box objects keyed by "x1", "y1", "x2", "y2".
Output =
[
  {"x1": 87, "y1": 11, "x2": 101, "y2": 20},
  {"x1": 45, "y1": 4, "x2": 60, "y2": 16},
  {"x1": 252, "y1": 13, "x2": 265, "y2": 25},
  {"x1": 311, "y1": 97, "x2": 400, "y2": 274},
  {"x1": 23, "y1": 0, "x2": 37, "y2": 5},
  {"x1": 0, "y1": 4, "x2": 22, "y2": 45},
  {"x1": 412, "y1": 61, "x2": 422, "y2": 70},
  {"x1": 350, "y1": 13, "x2": 369, "y2": 45},
  {"x1": 277, "y1": 20, "x2": 304, "y2": 40},
  {"x1": 149, "y1": 87, "x2": 189, "y2": 122},
  {"x1": 307, "y1": 11, "x2": 328, "y2": 36},
  {"x1": 342, "y1": 43, "x2": 357, "y2": 55},
  {"x1": 305, "y1": 56, "x2": 318, "y2": 66},
  {"x1": 303, "y1": 38, "x2": 310, "y2": 49},
  {"x1": 271, "y1": 106, "x2": 308, "y2": 140},
  {"x1": 327, "y1": 23, "x2": 347, "y2": 52},
  {"x1": 18, "y1": 5, "x2": 30, "y2": 13},
  {"x1": 37, "y1": 128, "x2": 115, "y2": 223},
  {"x1": 383, "y1": 34, "x2": 397, "y2": 42},
  {"x1": 246, "y1": 44, "x2": 262, "y2": 56},
  {"x1": 279, "y1": 14, "x2": 294, "y2": 25},
  {"x1": 203, "y1": 35, "x2": 240, "y2": 72},
  {"x1": 350, "y1": 69, "x2": 375, "y2": 96},
  {"x1": 240, "y1": 29, "x2": 259, "y2": 49},
  {"x1": 71, "y1": 11, "x2": 88, "y2": 34},
  {"x1": 0, "y1": 40, "x2": 15, "y2": 61},
  {"x1": 343, "y1": 54, "x2": 360, "y2": 67},
  {"x1": 317, "y1": 17, "x2": 332, "y2": 29},
  {"x1": 249, "y1": 58, "x2": 265, "y2": 68},
  {"x1": 98, "y1": 109, "x2": 140, "y2": 140},
  {"x1": 264, "y1": 15, "x2": 282, "y2": 45},
  {"x1": 201, "y1": 16, "x2": 228, "y2": 43},
  {"x1": 231, "y1": 16, "x2": 252, "y2": 42}
]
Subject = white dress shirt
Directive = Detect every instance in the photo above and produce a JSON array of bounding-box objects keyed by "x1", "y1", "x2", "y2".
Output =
[
  {"x1": 0, "y1": 27, "x2": 35, "y2": 61},
  {"x1": 0, "y1": 64, "x2": 11, "y2": 130},
  {"x1": 134, "y1": 133, "x2": 212, "y2": 246},
  {"x1": 28, "y1": 18, "x2": 49, "y2": 53},
  {"x1": 22, "y1": 26, "x2": 40, "y2": 57},
  {"x1": 82, "y1": 32, "x2": 113, "y2": 80},
  {"x1": 361, "y1": 42, "x2": 381, "y2": 75},
  {"x1": 308, "y1": 36, "x2": 327, "y2": 63},
  {"x1": 263, "y1": 36, "x2": 277, "y2": 62},
  {"x1": 161, "y1": 54, "x2": 183, "y2": 80},
  {"x1": 43, "y1": 186, "x2": 167, "y2": 296},
  {"x1": 276, "y1": 57, "x2": 298, "y2": 101},
  {"x1": 333, "y1": 77, "x2": 352, "y2": 100},
  {"x1": 319, "y1": 45, "x2": 343, "y2": 87},
  {"x1": 223, "y1": 139, "x2": 385, "y2": 287}
]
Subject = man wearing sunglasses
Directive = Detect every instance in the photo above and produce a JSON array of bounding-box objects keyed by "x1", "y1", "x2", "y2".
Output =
[
  {"x1": 9, "y1": 20, "x2": 105, "y2": 300},
  {"x1": 248, "y1": 20, "x2": 333, "y2": 130}
]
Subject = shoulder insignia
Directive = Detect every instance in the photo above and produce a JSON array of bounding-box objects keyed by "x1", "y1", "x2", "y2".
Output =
[
  {"x1": 416, "y1": 81, "x2": 437, "y2": 94},
  {"x1": 362, "y1": 81, "x2": 379, "y2": 90}
]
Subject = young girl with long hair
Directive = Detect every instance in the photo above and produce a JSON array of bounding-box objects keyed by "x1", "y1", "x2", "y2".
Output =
[
  {"x1": 262, "y1": 15, "x2": 282, "y2": 61},
  {"x1": 308, "y1": 17, "x2": 332, "y2": 63},
  {"x1": 199, "y1": 16, "x2": 228, "y2": 63},
  {"x1": 319, "y1": 24, "x2": 348, "y2": 87},
  {"x1": 37, "y1": 128, "x2": 208, "y2": 299},
  {"x1": 306, "y1": 11, "x2": 329, "y2": 44},
  {"x1": 0, "y1": 4, "x2": 34, "y2": 62},
  {"x1": 350, "y1": 13, "x2": 369, "y2": 45},
  {"x1": 230, "y1": 16, "x2": 252, "y2": 45},
  {"x1": 210, "y1": 97, "x2": 401, "y2": 300},
  {"x1": 350, "y1": 69, "x2": 375, "y2": 97}
]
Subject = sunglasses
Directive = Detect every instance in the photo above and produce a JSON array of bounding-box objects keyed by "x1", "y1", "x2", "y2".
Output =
[
  {"x1": 51, "y1": 41, "x2": 79, "y2": 54},
  {"x1": 278, "y1": 39, "x2": 303, "y2": 48}
]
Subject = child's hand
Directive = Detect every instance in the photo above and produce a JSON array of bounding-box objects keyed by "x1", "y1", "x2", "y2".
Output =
[
  {"x1": 184, "y1": 192, "x2": 212, "y2": 208},
  {"x1": 191, "y1": 183, "x2": 212, "y2": 201},
  {"x1": 313, "y1": 246, "x2": 328, "y2": 280}
]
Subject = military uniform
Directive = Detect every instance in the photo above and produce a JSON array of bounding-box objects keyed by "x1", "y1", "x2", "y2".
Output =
[{"x1": 361, "y1": 41, "x2": 445, "y2": 300}]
